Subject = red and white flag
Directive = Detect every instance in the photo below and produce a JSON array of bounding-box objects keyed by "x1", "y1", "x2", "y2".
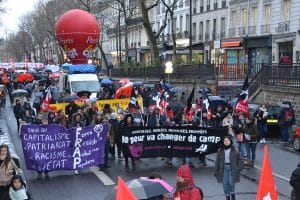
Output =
[
  {"x1": 41, "y1": 88, "x2": 52, "y2": 111},
  {"x1": 235, "y1": 75, "x2": 249, "y2": 116},
  {"x1": 256, "y1": 145, "x2": 279, "y2": 200}
]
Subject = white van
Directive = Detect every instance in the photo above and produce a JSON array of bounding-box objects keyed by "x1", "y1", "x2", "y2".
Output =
[{"x1": 60, "y1": 73, "x2": 100, "y2": 98}]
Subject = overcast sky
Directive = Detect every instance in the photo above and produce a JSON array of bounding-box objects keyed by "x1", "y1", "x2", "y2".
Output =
[{"x1": 0, "y1": 0, "x2": 38, "y2": 38}]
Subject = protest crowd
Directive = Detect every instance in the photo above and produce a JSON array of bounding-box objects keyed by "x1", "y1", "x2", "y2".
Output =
[{"x1": 0, "y1": 66, "x2": 297, "y2": 200}]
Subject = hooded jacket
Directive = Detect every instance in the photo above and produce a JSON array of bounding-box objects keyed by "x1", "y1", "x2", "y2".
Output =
[
  {"x1": 9, "y1": 174, "x2": 29, "y2": 200},
  {"x1": 173, "y1": 165, "x2": 202, "y2": 200}
]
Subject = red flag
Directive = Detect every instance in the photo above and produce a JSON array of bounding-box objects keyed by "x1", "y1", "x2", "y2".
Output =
[
  {"x1": 256, "y1": 146, "x2": 279, "y2": 200},
  {"x1": 115, "y1": 176, "x2": 136, "y2": 200},
  {"x1": 41, "y1": 89, "x2": 52, "y2": 111}
]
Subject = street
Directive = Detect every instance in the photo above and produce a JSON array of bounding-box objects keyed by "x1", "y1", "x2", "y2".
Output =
[{"x1": 2, "y1": 102, "x2": 298, "y2": 200}]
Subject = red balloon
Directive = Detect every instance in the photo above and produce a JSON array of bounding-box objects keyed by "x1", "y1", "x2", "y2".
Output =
[{"x1": 55, "y1": 9, "x2": 100, "y2": 64}]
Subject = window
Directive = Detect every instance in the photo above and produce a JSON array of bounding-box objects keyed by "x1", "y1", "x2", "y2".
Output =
[
  {"x1": 251, "y1": 7, "x2": 257, "y2": 26},
  {"x1": 283, "y1": 0, "x2": 291, "y2": 22},
  {"x1": 199, "y1": 21, "x2": 203, "y2": 39},
  {"x1": 180, "y1": 16, "x2": 183, "y2": 32},
  {"x1": 173, "y1": 17, "x2": 177, "y2": 31},
  {"x1": 157, "y1": 2, "x2": 160, "y2": 14},
  {"x1": 157, "y1": 22, "x2": 160, "y2": 33},
  {"x1": 207, "y1": 0, "x2": 210, "y2": 11},
  {"x1": 231, "y1": 11, "x2": 236, "y2": 28},
  {"x1": 221, "y1": 17, "x2": 225, "y2": 38},
  {"x1": 264, "y1": 4, "x2": 271, "y2": 25},
  {"x1": 192, "y1": 23, "x2": 196, "y2": 40},
  {"x1": 186, "y1": 15, "x2": 190, "y2": 32},
  {"x1": 240, "y1": 8, "x2": 247, "y2": 27},
  {"x1": 200, "y1": 0, "x2": 203, "y2": 12},
  {"x1": 205, "y1": 20, "x2": 210, "y2": 40}
]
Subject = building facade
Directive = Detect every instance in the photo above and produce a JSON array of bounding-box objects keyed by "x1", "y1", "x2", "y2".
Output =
[{"x1": 99, "y1": 0, "x2": 300, "y2": 70}]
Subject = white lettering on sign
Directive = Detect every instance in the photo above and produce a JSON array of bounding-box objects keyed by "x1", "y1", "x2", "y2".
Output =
[
  {"x1": 59, "y1": 37, "x2": 74, "y2": 45},
  {"x1": 86, "y1": 36, "x2": 98, "y2": 44},
  {"x1": 73, "y1": 128, "x2": 82, "y2": 169}
]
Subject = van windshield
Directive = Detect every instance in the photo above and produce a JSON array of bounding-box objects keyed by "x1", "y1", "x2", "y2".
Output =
[{"x1": 71, "y1": 81, "x2": 100, "y2": 93}]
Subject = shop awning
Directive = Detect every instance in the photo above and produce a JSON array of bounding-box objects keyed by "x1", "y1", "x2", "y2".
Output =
[{"x1": 221, "y1": 40, "x2": 241, "y2": 48}]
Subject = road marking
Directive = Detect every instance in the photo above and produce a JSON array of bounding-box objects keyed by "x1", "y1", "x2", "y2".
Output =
[
  {"x1": 254, "y1": 165, "x2": 290, "y2": 182},
  {"x1": 90, "y1": 166, "x2": 115, "y2": 185}
]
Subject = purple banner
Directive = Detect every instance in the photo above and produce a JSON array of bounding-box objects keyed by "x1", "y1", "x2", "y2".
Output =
[{"x1": 21, "y1": 124, "x2": 107, "y2": 171}]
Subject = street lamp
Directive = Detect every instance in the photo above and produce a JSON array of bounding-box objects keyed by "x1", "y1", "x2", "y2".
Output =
[
  {"x1": 165, "y1": 61, "x2": 173, "y2": 83},
  {"x1": 88, "y1": 59, "x2": 93, "y2": 64}
]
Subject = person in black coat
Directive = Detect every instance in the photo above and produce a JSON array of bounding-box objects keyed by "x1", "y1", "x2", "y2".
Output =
[{"x1": 290, "y1": 163, "x2": 300, "y2": 200}]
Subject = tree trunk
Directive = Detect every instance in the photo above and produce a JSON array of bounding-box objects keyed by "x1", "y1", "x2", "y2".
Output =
[
  {"x1": 139, "y1": 0, "x2": 159, "y2": 65},
  {"x1": 98, "y1": 41, "x2": 108, "y2": 72},
  {"x1": 170, "y1": 12, "x2": 177, "y2": 64},
  {"x1": 124, "y1": 27, "x2": 129, "y2": 63}
]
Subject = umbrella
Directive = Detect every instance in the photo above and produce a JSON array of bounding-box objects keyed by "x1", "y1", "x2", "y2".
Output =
[
  {"x1": 58, "y1": 95, "x2": 79, "y2": 103},
  {"x1": 100, "y1": 79, "x2": 113, "y2": 85},
  {"x1": 49, "y1": 72, "x2": 60, "y2": 79},
  {"x1": 11, "y1": 89, "x2": 28, "y2": 98},
  {"x1": 126, "y1": 179, "x2": 170, "y2": 199},
  {"x1": 139, "y1": 177, "x2": 173, "y2": 193},
  {"x1": 17, "y1": 73, "x2": 33, "y2": 83},
  {"x1": 133, "y1": 81, "x2": 143, "y2": 87},
  {"x1": 118, "y1": 78, "x2": 130, "y2": 85},
  {"x1": 170, "y1": 86, "x2": 186, "y2": 93},
  {"x1": 164, "y1": 83, "x2": 173, "y2": 89},
  {"x1": 114, "y1": 83, "x2": 133, "y2": 99},
  {"x1": 23, "y1": 83, "x2": 34, "y2": 92}
]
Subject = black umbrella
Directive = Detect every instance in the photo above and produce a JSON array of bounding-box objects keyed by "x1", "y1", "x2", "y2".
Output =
[
  {"x1": 11, "y1": 89, "x2": 28, "y2": 98},
  {"x1": 23, "y1": 83, "x2": 34, "y2": 92},
  {"x1": 126, "y1": 179, "x2": 169, "y2": 199},
  {"x1": 58, "y1": 95, "x2": 79, "y2": 103}
]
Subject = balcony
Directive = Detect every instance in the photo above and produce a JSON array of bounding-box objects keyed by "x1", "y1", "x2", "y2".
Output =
[
  {"x1": 184, "y1": 31, "x2": 189, "y2": 38},
  {"x1": 200, "y1": 6, "x2": 203, "y2": 12},
  {"x1": 277, "y1": 21, "x2": 290, "y2": 33},
  {"x1": 248, "y1": 26, "x2": 256, "y2": 35},
  {"x1": 207, "y1": 4, "x2": 210, "y2": 11},
  {"x1": 261, "y1": 24, "x2": 270, "y2": 34},
  {"x1": 193, "y1": 7, "x2": 196, "y2": 14},
  {"x1": 214, "y1": 3, "x2": 217, "y2": 10},
  {"x1": 239, "y1": 27, "x2": 247, "y2": 35},
  {"x1": 176, "y1": 32, "x2": 183, "y2": 39},
  {"x1": 198, "y1": 34, "x2": 203, "y2": 41},
  {"x1": 220, "y1": 31, "x2": 225, "y2": 39},
  {"x1": 192, "y1": 35, "x2": 196, "y2": 41},
  {"x1": 205, "y1": 33, "x2": 209, "y2": 41},
  {"x1": 212, "y1": 31, "x2": 216, "y2": 40},
  {"x1": 222, "y1": 1, "x2": 226, "y2": 8},
  {"x1": 228, "y1": 28, "x2": 236, "y2": 37}
]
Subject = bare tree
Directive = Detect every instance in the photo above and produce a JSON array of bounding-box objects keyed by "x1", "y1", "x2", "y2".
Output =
[
  {"x1": 139, "y1": 0, "x2": 168, "y2": 65},
  {"x1": 161, "y1": 0, "x2": 179, "y2": 63}
]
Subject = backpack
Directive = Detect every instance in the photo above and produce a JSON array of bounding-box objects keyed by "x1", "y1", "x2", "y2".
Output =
[
  {"x1": 284, "y1": 109, "x2": 293, "y2": 123},
  {"x1": 189, "y1": 185, "x2": 204, "y2": 199}
]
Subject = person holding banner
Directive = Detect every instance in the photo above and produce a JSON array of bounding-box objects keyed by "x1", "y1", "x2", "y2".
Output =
[
  {"x1": 121, "y1": 114, "x2": 136, "y2": 170},
  {"x1": 0, "y1": 144, "x2": 23, "y2": 200},
  {"x1": 214, "y1": 136, "x2": 243, "y2": 200}
]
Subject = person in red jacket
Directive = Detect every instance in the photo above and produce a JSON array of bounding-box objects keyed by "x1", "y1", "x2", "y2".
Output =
[{"x1": 173, "y1": 165, "x2": 202, "y2": 200}]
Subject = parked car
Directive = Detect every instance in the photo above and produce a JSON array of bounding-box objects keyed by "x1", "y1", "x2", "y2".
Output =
[{"x1": 293, "y1": 126, "x2": 300, "y2": 152}]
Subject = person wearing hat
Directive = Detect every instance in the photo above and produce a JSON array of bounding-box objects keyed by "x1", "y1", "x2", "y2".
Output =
[
  {"x1": 173, "y1": 165, "x2": 202, "y2": 200},
  {"x1": 9, "y1": 174, "x2": 29, "y2": 200},
  {"x1": 214, "y1": 136, "x2": 243, "y2": 200}
]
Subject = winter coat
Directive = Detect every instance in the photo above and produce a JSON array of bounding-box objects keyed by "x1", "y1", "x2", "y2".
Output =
[
  {"x1": 254, "y1": 107, "x2": 268, "y2": 124},
  {"x1": 278, "y1": 104, "x2": 295, "y2": 127},
  {"x1": 214, "y1": 147, "x2": 243, "y2": 183},
  {"x1": 0, "y1": 159, "x2": 21, "y2": 186},
  {"x1": 9, "y1": 174, "x2": 29, "y2": 200},
  {"x1": 173, "y1": 165, "x2": 202, "y2": 200}
]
